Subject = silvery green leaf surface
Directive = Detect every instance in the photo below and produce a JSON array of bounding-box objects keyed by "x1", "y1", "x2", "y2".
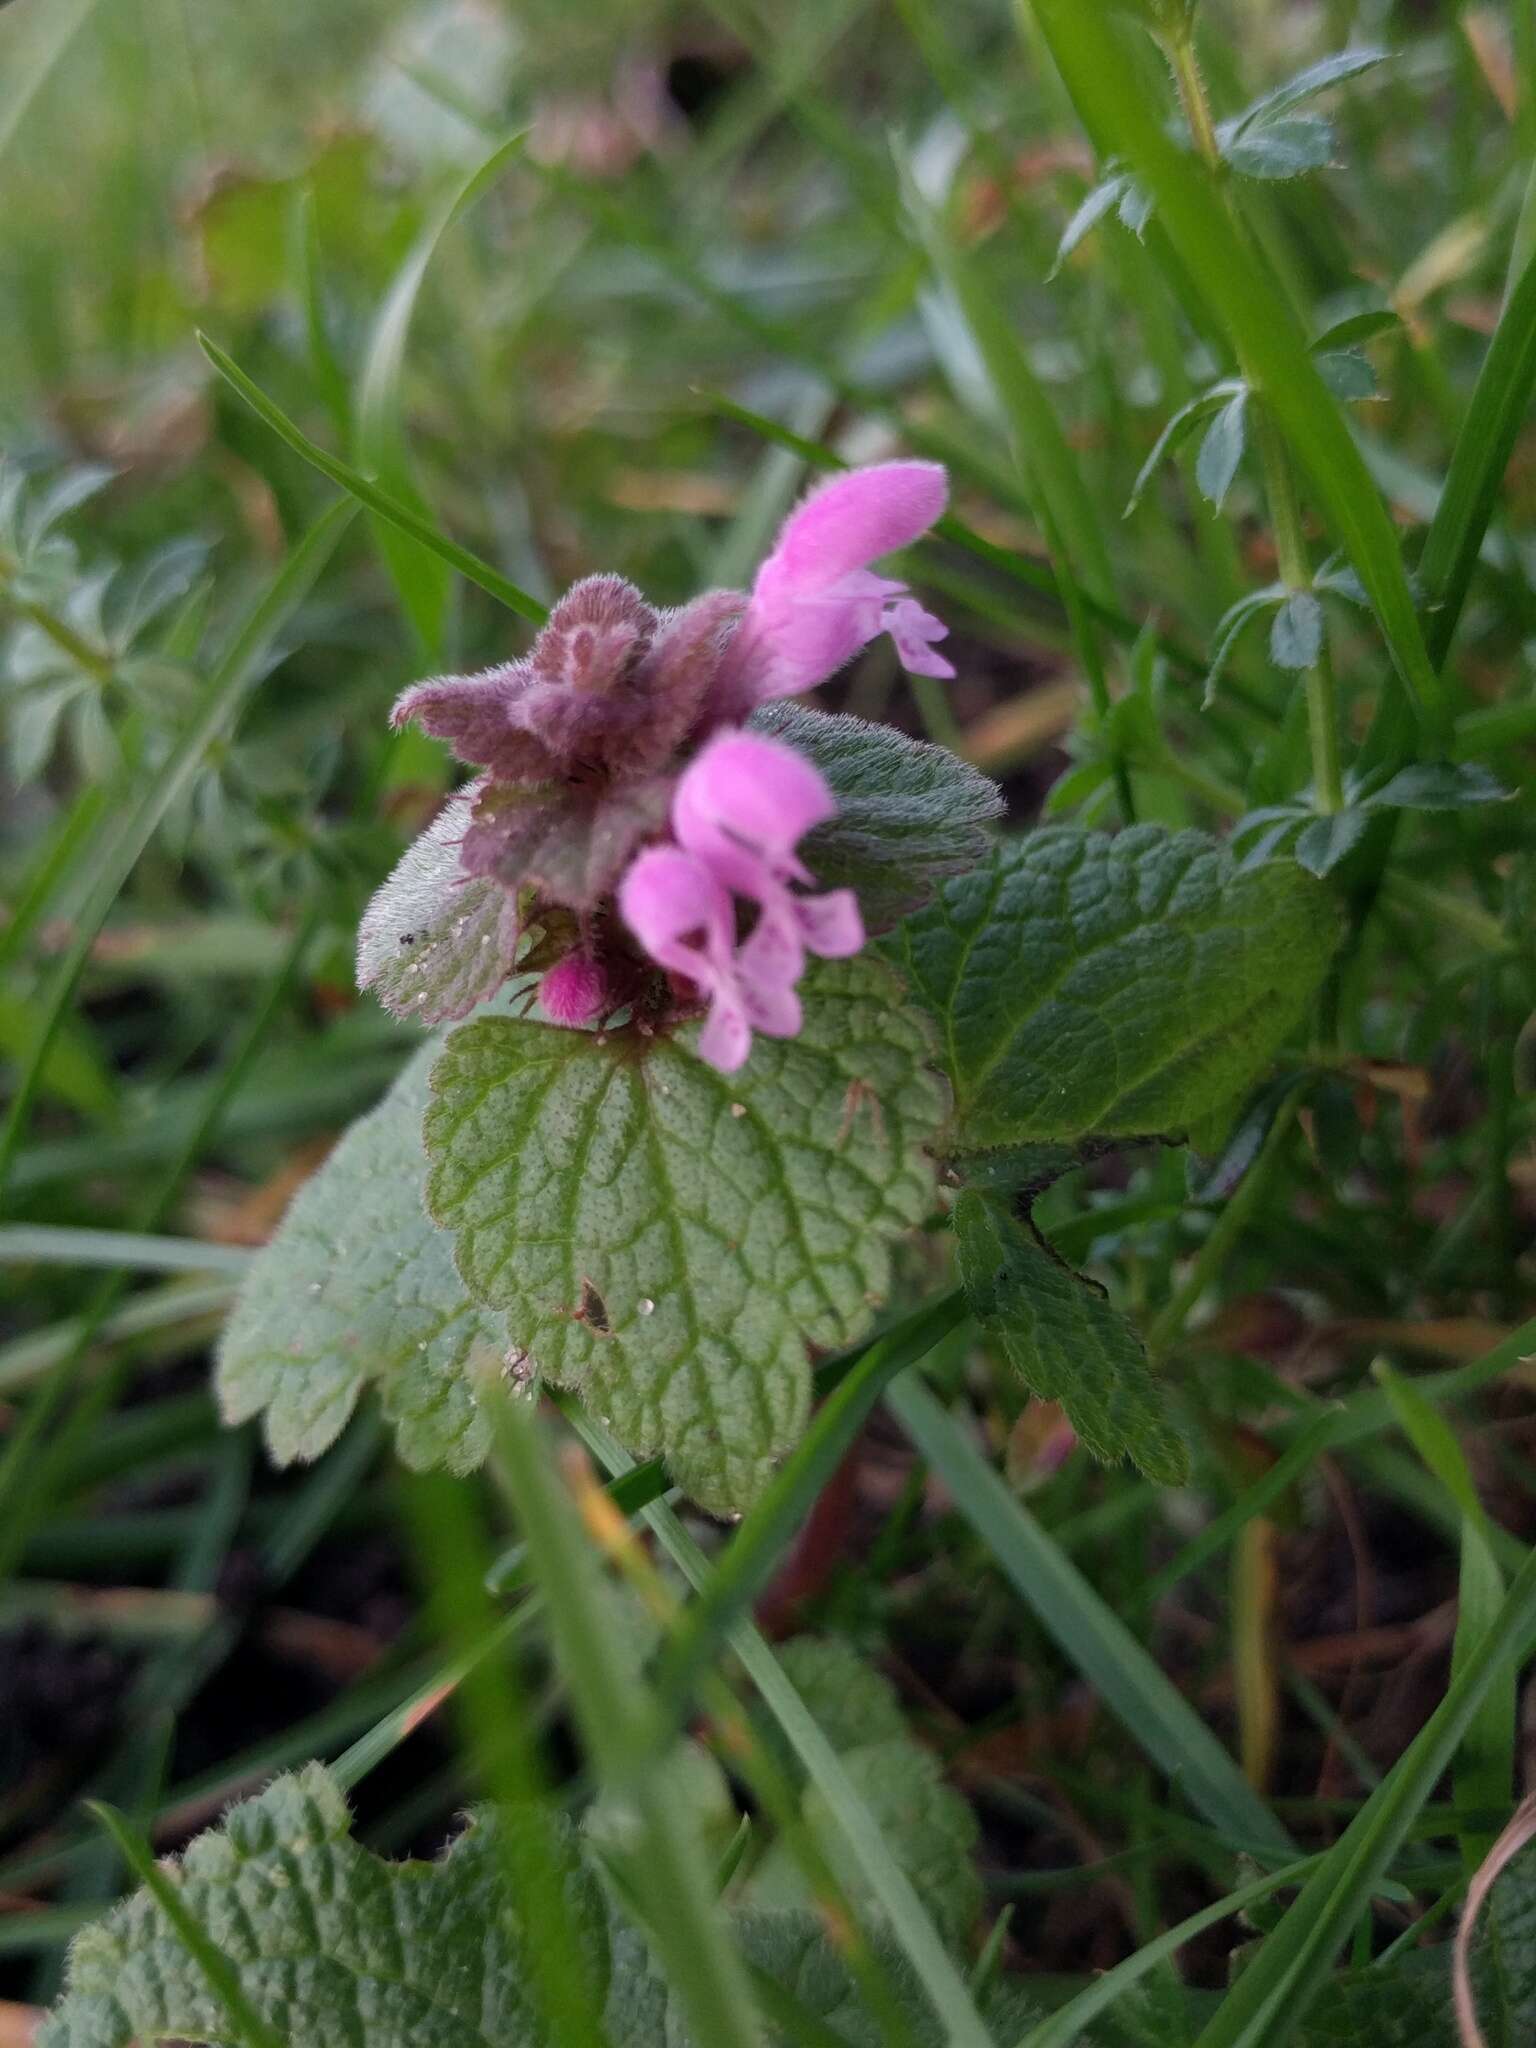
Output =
[
  {"x1": 424, "y1": 956, "x2": 946, "y2": 1514},
  {"x1": 40, "y1": 1765, "x2": 1041, "y2": 2048},
  {"x1": 1270, "y1": 590, "x2": 1324, "y2": 671},
  {"x1": 890, "y1": 828, "x2": 1338, "y2": 1154},
  {"x1": 217, "y1": 1039, "x2": 499, "y2": 1475},
  {"x1": 750, "y1": 701, "x2": 1003, "y2": 929},
  {"x1": 356, "y1": 790, "x2": 525, "y2": 1025}
]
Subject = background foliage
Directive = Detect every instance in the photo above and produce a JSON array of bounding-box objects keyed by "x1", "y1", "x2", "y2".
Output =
[{"x1": 3, "y1": 0, "x2": 1536, "y2": 2042}]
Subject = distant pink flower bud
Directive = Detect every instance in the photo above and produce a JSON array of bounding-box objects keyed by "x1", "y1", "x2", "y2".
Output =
[
  {"x1": 711, "y1": 460, "x2": 954, "y2": 716},
  {"x1": 539, "y1": 952, "x2": 609, "y2": 1028}
]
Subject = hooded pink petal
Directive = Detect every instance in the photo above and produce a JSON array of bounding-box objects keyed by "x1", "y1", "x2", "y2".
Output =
[
  {"x1": 619, "y1": 844, "x2": 734, "y2": 977},
  {"x1": 709, "y1": 460, "x2": 953, "y2": 713},
  {"x1": 619, "y1": 840, "x2": 818, "y2": 1074},
  {"x1": 755, "y1": 462, "x2": 949, "y2": 599}
]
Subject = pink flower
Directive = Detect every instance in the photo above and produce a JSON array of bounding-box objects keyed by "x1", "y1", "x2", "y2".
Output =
[
  {"x1": 619, "y1": 733, "x2": 863, "y2": 1072},
  {"x1": 711, "y1": 460, "x2": 954, "y2": 718}
]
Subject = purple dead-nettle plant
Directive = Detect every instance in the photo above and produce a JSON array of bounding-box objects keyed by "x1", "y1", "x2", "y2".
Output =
[
  {"x1": 360, "y1": 460, "x2": 954, "y2": 1068},
  {"x1": 235, "y1": 444, "x2": 1329, "y2": 1514}
]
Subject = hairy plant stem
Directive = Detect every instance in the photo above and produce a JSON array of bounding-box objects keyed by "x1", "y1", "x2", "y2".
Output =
[{"x1": 1167, "y1": 31, "x2": 1344, "y2": 817}]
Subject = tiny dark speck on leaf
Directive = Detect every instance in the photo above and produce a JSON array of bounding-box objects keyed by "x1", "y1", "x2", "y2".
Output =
[{"x1": 578, "y1": 1276, "x2": 611, "y2": 1334}]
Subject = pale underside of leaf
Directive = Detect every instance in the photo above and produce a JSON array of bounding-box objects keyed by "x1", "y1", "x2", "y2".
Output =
[
  {"x1": 424, "y1": 956, "x2": 946, "y2": 1514},
  {"x1": 356, "y1": 787, "x2": 524, "y2": 1025},
  {"x1": 216, "y1": 1040, "x2": 501, "y2": 1475}
]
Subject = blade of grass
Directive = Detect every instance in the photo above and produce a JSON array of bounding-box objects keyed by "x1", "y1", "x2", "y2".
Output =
[
  {"x1": 289, "y1": 186, "x2": 351, "y2": 440},
  {"x1": 490, "y1": 1396, "x2": 766, "y2": 2048},
  {"x1": 1192, "y1": 1541, "x2": 1536, "y2": 2047},
  {"x1": 1016, "y1": 1851, "x2": 1325, "y2": 2048},
  {"x1": 485, "y1": 1300, "x2": 960, "y2": 1597},
  {"x1": 0, "y1": 784, "x2": 107, "y2": 978},
  {"x1": 566, "y1": 1403, "x2": 1010, "y2": 2048},
  {"x1": 1416, "y1": 241, "x2": 1536, "y2": 668},
  {"x1": 1024, "y1": 0, "x2": 1446, "y2": 737},
  {"x1": 1136, "y1": 1410, "x2": 1344, "y2": 1612},
  {"x1": 902, "y1": 173, "x2": 1134, "y2": 817},
  {"x1": 402, "y1": 1468, "x2": 614, "y2": 2048},
  {"x1": 0, "y1": 910, "x2": 322, "y2": 1574},
  {"x1": 886, "y1": 1375, "x2": 1296, "y2": 1858},
  {"x1": 0, "y1": 1227, "x2": 252, "y2": 1276},
  {"x1": 197, "y1": 333, "x2": 547, "y2": 625},
  {"x1": 353, "y1": 131, "x2": 524, "y2": 658},
  {"x1": 1375, "y1": 1364, "x2": 1514, "y2": 1869},
  {"x1": 0, "y1": 1280, "x2": 235, "y2": 1398},
  {"x1": 643, "y1": 1291, "x2": 968, "y2": 1731}
]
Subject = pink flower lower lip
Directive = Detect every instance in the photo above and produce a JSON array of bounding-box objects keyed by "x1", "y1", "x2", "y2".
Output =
[{"x1": 620, "y1": 731, "x2": 864, "y2": 1072}]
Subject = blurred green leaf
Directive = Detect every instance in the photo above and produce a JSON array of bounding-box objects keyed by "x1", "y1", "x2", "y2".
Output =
[
  {"x1": 1196, "y1": 390, "x2": 1249, "y2": 508},
  {"x1": 1223, "y1": 116, "x2": 1335, "y2": 181},
  {"x1": 1223, "y1": 47, "x2": 1389, "y2": 136},
  {"x1": 1270, "y1": 591, "x2": 1323, "y2": 671}
]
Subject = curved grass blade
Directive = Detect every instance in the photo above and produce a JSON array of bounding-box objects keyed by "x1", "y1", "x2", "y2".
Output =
[
  {"x1": 198, "y1": 332, "x2": 547, "y2": 626},
  {"x1": 1416, "y1": 242, "x2": 1536, "y2": 668},
  {"x1": 1017, "y1": 1851, "x2": 1326, "y2": 2048},
  {"x1": 886, "y1": 1375, "x2": 1296, "y2": 1858},
  {"x1": 1192, "y1": 1541, "x2": 1536, "y2": 2047},
  {"x1": 1376, "y1": 1365, "x2": 1514, "y2": 1870}
]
